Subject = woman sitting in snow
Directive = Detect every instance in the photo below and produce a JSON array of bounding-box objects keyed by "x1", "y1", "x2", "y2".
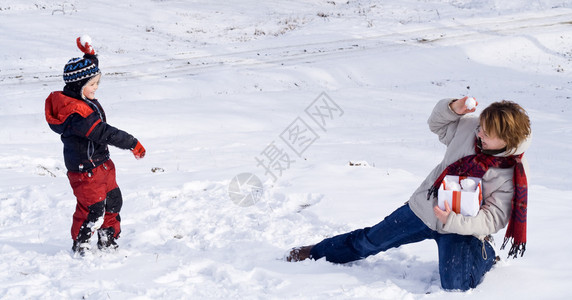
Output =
[
  {"x1": 44, "y1": 36, "x2": 146, "y2": 256},
  {"x1": 286, "y1": 97, "x2": 531, "y2": 291}
]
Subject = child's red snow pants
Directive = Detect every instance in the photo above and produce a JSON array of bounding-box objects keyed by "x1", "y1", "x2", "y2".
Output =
[{"x1": 67, "y1": 159, "x2": 122, "y2": 242}]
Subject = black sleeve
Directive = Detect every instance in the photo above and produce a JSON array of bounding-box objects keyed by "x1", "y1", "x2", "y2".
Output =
[
  {"x1": 88, "y1": 121, "x2": 138, "y2": 150},
  {"x1": 68, "y1": 111, "x2": 138, "y2": 150}
]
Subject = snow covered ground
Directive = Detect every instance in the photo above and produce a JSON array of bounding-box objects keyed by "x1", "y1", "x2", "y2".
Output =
[{"x1": 1, "y1": 0, "x2": 571, "y2": 298}]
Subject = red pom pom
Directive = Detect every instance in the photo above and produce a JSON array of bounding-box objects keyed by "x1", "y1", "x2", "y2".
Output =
[{"x1": 76, "y1": 35, "x2": 95, "y2": 55}]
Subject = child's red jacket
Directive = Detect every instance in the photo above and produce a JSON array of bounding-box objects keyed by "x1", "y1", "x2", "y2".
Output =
[{"x1": 45, "y1": 91, "x2": 138, "y2": 172}]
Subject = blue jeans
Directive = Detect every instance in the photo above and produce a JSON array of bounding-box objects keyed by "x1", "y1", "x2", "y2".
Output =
[{"x1": 310, "y1": 204, "x2": 496, "y2": 291}]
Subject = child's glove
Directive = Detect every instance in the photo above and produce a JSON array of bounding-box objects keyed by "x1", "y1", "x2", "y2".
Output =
[
  {"x1": 76, "y1": 35, "x2": 96, "y2": 55},
  {"x1": 132, "y1": 141, "x2": 146, "y2": 160}
]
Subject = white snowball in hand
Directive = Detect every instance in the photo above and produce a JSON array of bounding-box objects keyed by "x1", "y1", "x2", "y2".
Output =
[{"x1": 465, "y1": 97, "x2": 476, "y2": 110}]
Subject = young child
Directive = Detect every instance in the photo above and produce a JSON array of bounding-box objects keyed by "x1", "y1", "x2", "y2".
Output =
[{"x1": 45, "y1": 36, "x2": 146, "y2": 256}]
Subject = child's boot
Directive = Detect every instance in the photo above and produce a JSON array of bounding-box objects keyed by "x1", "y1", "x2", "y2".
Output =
[
  {"x1": 97, "y1": 228, "x2": 118, "y2": 251},
  {"x1": 72, "y1": 239, "x2": 90, "y2": 257},
  {"x1": 72, "y1": 224, "x2": 93, "y2": 257}
]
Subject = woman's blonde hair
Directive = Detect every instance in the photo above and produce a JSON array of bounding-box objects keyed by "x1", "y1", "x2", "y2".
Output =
[{"x1": 480, "y1": 100, "x2": 531, "y2": 153}]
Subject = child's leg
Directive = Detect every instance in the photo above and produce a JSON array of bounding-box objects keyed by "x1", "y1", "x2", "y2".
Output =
[
  {"x1": 100, "y1": 160, "x2": 122, "y2": 239},
  {"x1": 436, "y1": 234, "x2": 496, "y2": 291},
  {"x1": 68, "y1": 166, "x2": 108, "y2": 244},
  {"x1": 310, "y1": 204, "x2": 433, "y2": 263}
]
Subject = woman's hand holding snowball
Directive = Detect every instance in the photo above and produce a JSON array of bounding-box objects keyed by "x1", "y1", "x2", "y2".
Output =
[{"x1": 450, "y1": 96, "x2": 478, "y2": 115}]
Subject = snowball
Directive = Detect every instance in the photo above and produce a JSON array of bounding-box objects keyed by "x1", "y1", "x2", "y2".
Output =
[
  {"x1": 460, "y1": 178, "x2": 477, "y2": 191},
  {"x1": 80, "y1": 35, "x2": 92, "y2": 46},
  {"x1": 465, "y1": 97, "x2": 476, "y2": 110},
  {"x1": 445, "y1": 180, "x2": 461, "y2": 191}
]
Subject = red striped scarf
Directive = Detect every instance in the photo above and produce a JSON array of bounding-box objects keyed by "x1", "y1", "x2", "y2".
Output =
[{"x1": 428, "y1": 140, "x2": 528, "y2": 258}]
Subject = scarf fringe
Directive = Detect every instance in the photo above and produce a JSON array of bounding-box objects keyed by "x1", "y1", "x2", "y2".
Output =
[{"x1": 501, "y1": 237, "x2": 526, "y2": 258}]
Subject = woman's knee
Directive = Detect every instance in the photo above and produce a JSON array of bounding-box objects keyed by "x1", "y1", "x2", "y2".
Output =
[{"x1": 438, "y1": 235, "x2": 496, "y2": 291}]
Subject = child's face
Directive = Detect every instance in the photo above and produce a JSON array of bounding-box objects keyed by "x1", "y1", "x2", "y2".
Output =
[{"x1": 82, "y1": 74, "x2": 101, "y2": 100}]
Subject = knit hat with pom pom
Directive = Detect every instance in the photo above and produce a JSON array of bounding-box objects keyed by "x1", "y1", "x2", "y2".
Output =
[
  {"x1": 63, "y1": 55, "x2": 100, "y2": 84},
  {"x1": 62, "y1": 35, "x2": 101, "y2": 100}
]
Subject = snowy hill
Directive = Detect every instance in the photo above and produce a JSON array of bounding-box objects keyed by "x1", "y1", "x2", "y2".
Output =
[{"x1": 1, "y1": 0, "x2": 571, "y2": 298}]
